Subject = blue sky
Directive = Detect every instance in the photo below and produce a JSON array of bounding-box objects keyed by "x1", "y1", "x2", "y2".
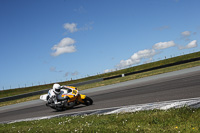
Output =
[{"x1": 0, "y1": 0, "x2": 199, "y2": 90}]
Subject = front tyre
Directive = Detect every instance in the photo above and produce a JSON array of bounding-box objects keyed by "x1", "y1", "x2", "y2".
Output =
[{"x1": 83, "y1": 96, "x2": 93, "y2": 106}]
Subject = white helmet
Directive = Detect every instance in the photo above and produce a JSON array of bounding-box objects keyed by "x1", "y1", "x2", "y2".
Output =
[{"x1": 53, "y1": 84, "x2": 61, "y2": 94}]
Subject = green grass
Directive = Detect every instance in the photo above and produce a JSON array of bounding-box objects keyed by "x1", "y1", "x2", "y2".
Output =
[
  {"x1": 1, "y1": 107, "x2": 200, "y2": 132},
  {"x1": 0, "y1": 95, "x2": 41, "y2": 107},
  {"x1": 0, "y1": 51, "x2": 200, "y2": 99}
]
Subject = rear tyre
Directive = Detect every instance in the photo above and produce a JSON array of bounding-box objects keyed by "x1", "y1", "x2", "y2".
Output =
[{"x1": 83, "y1": 96, "x2": 93, "y2": 106}]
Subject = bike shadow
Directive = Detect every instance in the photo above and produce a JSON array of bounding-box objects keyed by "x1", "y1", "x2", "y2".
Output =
[{"x1": 53, "y1": 105, "x2": 86, "y2": 112}]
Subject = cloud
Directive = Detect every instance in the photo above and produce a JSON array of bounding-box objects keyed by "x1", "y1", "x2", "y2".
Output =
[
  {"x1": 131, "y1": 49, "x2": 156, "y2": 59},
  {"x1": 64, "y1": 23, "x2": 78, "y2": 33},
  {"x1": 104, "y1": 68, "x2": 116, "y2": 73},
  {"x1": 118, "y1": 59, "x2": 136, "y2": 68},
  {"x1": 180, "y1": 31, "x2": 191, "y2": 41},
  {"x1": 153, "y1": 41, "x2": 176, "y2": 50},
  {"x1": 63, "y1": 22, "x2": 93, "y2": 33},
  {"x1": 179, "y1": 40, "x2": 198, "y2": 50},
  {"x1": 117, "y1": 49, "x2": 157, "y2": 68},
  {"x1": 181, "y1": 31, "x2": 191, "y2": 37},
  {"x1": 180, "y1": 31, "x2": 198, "y2": 42},
  {"x1": 115, "y1": 40, "x2": 176, "y2": 69},
  {"x1": 187, "y1": 40, "x2": 198, "y2": 48},
  {"x1": 104, "y1": 69, "x2": 111, "y2": 73},
  {"x1": 51, "y1": 37, "x2": 76, "y2": 56}
]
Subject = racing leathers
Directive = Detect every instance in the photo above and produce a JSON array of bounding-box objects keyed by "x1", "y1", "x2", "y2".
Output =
[{"x1": 47, "y1": 86, "x2": 75, "y2": 109}]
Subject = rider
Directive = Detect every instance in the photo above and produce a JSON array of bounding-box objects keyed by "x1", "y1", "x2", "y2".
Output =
[{"x1": 47, "y1": 83, "x2": 75, "y2": 109}]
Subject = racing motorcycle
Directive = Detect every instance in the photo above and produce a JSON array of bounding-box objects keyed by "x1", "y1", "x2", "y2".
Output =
[{"x1": 40, "y1": 86, "x2": 93, "y2": 111}]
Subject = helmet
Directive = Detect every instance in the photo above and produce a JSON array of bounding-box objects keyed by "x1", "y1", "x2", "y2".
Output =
[{"x1": 53, "y1": 84, "x2": 61, "y2": 94}]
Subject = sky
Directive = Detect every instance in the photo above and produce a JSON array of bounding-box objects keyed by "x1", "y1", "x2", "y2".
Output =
[{"x1": 0, "y1": 0, "x2": 200, "y2": 90}]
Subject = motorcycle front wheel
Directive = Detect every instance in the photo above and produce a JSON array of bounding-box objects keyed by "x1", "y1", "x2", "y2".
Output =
[{"x1": 83, "y1": 96, "x2": 93, "y2": 106}]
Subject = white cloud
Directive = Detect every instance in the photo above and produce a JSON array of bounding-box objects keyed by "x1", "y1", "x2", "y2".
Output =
[
  {"x1": 179, "y1": 40, "x2": 198, "y2": 50},
  {"x1": 63, "y1": 22, "x2": 93, "y2": 33},
  {"x1": 117, "y1": 49, "x2": 157, "y2": 68},
  {"x1": 118, "y1": 59, "x2": 136, "y2": 68},
  {"x1": 64, "y1": 23, "x2": 78, "y2": 33},
  {"x1": 180, "y1": 31, "x2": 197, "y2": 41},
  {"x1": 187, "y1": 40, "x2": 198, "y2": 48},
  {"x1": 51, "y1": 37, "x2": 76, "y2": 56},
  {"x1": 181, "y1": 31, "x2": 191, "y2": 37},
  {"x1": 131, "y1": 49, "x2": 156, "y2": 59},
  {"x1": 104, "y1": 69, "x2": 112, "y2": 73},
  {"x1": 104, "y1": 68, "x2": 117, "y2": 73},
  {"x1": 153, "y1": 41, "x2": 176, "y2": 50}
]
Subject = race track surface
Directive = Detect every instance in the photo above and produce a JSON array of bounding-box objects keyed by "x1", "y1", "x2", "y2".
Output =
[{"x1": 0, "y1": 66, "x2": 200, "y2": 123}]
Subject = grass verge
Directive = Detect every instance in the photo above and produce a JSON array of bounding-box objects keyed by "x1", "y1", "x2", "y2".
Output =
[
  {"x1": 0, "y1": 107, "x2": 200, "y2": 132},
  {"x1": 1, "y1": 60, "x2": 200, "y2": 107},
  {"x1": 0, "y1": 95, "x2": 41, "y2": 107}
]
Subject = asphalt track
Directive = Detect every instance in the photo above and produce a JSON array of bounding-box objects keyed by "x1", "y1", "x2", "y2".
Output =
[{"x1": 0, "y1": 66, "x2": 200, "y2": 123}]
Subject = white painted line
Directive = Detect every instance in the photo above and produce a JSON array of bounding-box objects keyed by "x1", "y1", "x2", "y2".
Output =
[{"x1": 105, "y1": 97, "x2": 200, "y2": 115}]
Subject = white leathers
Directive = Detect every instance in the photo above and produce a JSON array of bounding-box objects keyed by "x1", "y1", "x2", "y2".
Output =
[
  {"x1": 48, "y1": 84, "x2": 76, "y2": 105},
  {"x1": 48, "y1": 88, "x2": 68, "y2": 105}
]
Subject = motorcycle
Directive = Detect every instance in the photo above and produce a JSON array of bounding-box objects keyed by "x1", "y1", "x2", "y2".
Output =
[{"x1": 40, "y1": 86, "x2": 93, "y2": 111}]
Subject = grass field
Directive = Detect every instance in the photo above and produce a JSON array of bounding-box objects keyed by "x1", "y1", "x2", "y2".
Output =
[
  {"x1": 0, "y1": 51, "x2": 200, "y2": 99},
  {"x1": 0, "y1": 107, "x2": 199, "y2": 132}
]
